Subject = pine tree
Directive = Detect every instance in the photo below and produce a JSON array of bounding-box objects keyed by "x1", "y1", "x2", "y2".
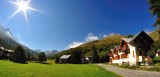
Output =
[
  {"x1": 9, "y1": 45, "x2": 26, "y2": 63},
  {"x1": 55, "y1": 56, "x2": 59, "y2": 63},
  {"x1": 27, "y1": 53, "x2": 31, "y2": 61}
]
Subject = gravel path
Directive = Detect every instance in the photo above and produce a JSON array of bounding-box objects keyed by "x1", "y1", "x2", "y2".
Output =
[{"x1": 97, "y1": 64, "x2": 160, "y2": 77}]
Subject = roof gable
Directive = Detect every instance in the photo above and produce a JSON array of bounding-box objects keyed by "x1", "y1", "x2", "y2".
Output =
[{"x1": 122, "y1": 31, "x2": 154, "y2": 44}]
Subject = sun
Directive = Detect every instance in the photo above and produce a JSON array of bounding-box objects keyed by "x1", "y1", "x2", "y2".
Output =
[
  {"x1": 17, "y1": 0, "x2": 29, "y2": 11},
  {"x1": 9, "y1": 0, "x2": 39, "y2": 23}
]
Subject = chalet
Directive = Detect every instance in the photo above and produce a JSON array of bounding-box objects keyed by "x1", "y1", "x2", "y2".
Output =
[
  {"x1": 109, "y1": 31, "x2": 154, "y2": 65},
  {"x1": 60, "y1": 55, "x2": 71, "y2": 63},
  {"x1": 0, "y1": 46, "x2": 13, "y2": 59}
]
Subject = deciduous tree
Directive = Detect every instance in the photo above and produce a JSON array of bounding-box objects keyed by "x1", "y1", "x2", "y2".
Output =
[{"x1": 38, "y1": 52, "x2": 47, "y2": 62}]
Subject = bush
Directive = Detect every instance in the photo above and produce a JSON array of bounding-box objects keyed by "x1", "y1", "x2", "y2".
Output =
[
  {"x1": 45, "y1": 60, "x2": 53, "y2": 65},
  {"x1": 154, "y1": 56, "x2": 160, "y2": 61},
  {"x1": 120, "y1": 64, "x2": 139, "y2": 70},
  {"x1": 155, "y1": 62, "x2": 160, "y2": 66},
  {"x1": 147, "y1": 66, "x2": 160, "y2": 72},
  {"x1": 153, "y1": 56, "x2": 160, "y2": 63},
  {"x1": 128, "y1": 66, "x2": 140, "y2": 70}
]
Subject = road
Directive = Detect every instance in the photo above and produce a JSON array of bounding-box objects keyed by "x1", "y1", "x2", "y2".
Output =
[{"x1": 97, "y1": 64, "x2": 160, "y2": 77}]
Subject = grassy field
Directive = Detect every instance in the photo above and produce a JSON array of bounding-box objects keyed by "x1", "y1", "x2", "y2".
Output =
[{"x1": 0, "y1": 60, "x2": 121, "y2": 77}]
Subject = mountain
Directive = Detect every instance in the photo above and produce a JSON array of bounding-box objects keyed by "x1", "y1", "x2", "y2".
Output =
[
  {"x1": 45, "y1": 50, "x2": 59, "y2": 57},
  {"x1": 0, "y1": 25, "x2": 20, "y2": 49},
  {"x1": 34, "y1": 49, "x2": 59, "y2": 58},
  {"x1": 53, "y1": 30, "x2": 159, "y2": 60},
  {"x1": 53, "y1": 34, "x2": 122, "y2": 59},
  {"x1": 35, "y1": 49, "x2": 42, "y2": 52},
  {"x1": 0, "y1": 24, "x2": 38, "y2": 58},
  {"x1": 149, "y1": 29, "x2": 160, "y2": 41}
]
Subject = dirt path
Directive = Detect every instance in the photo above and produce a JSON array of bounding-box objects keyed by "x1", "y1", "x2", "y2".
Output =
[{"x1": 97, "y1": 64, "x2": 160, "y2": 77}]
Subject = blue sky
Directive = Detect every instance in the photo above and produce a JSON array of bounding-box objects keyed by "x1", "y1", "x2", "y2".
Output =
[{"x1": 0, "y1": 0, "x2": 157, "y2": 51}]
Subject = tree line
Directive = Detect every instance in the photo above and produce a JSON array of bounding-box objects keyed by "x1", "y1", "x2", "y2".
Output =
[{"x1": 0, "y1": 45, "x2": 47, "y2": 64}]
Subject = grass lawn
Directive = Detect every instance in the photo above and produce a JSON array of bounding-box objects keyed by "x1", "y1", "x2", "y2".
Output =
[{"x1": 0, "y1": 60, "x2": 121, "y2": 77}]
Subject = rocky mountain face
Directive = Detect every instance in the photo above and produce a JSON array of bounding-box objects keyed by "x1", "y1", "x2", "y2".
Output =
[
  {"x1": 0, "y1": 24, "x2": 38, "y2": 57},
  {"x1": 45, "y1": 50, "x2": 59, "y2": 57}
]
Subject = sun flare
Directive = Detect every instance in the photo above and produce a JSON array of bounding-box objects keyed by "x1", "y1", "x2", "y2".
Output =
[
  {"x1": 9, "y1": 0, "x2": 39, "y2": 23},
  {"x1": 17, "y1": 0, "x2": 29, "y2": 11}
]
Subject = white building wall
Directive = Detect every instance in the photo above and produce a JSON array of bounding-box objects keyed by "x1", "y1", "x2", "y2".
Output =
[
  {"x1": 112, "y1": 59, "x2": 130, "y2": 65},
  {"x1": 112, "y1": 60, "x2": 120, "y2": 64},
  {"x1": 156, "y1": 53, "x2": 159, "y2": 57},
  {"x1": 111, "y1": 44, "x2": 138, "y2": 66},
  {"x1": 128, "y1": 44, "x2": 137, "y2": 65}
]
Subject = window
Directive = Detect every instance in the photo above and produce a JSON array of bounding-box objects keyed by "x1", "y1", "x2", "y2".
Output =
[{"x1": 133, "y1": 51, "x2": 134, "y2": 58}]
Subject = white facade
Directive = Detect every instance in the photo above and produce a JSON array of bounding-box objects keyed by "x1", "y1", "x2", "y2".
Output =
[
  {"x1": 111, "y1": 43, "x2": 148, "y2": 66},
  {"x1": 110, "y1": 31, "x2": 154, "y2": 66},
  {"x1": 128, "y1": 44, "x2": 137, "y2": 65}
]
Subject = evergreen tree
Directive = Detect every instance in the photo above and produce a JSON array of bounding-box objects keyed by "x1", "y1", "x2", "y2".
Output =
[
  {"x1": 38, "y1": 52, "x2": 47, "y2": 62},
  {"x1": 148, "y1": 0, "x2": 160, "y2": 27},
  {"x1": 148, "y1": 0, "x2": 160, "y2": 39},
  {"x1": 91, "y1": 45, "x2": 100, "y2": 63},
  {"x1": 55, "y1": 56, "x2": 59, "y2": 63},
  {"x1": 9, "y1": 45, "x2": 26, "y2": 63},
  {"x1": 27, "y1": 53, "x2": 31, "y2": 61},
  {"x1": 69, "y1": 49, "x2": 82, "y2": 64}
]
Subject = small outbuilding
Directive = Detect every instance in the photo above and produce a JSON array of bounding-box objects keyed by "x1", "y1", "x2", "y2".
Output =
[
  {"x1": 60, "y1": 55, "x2": 71, "y2": 63},
  {"x1": 81, "y1": 57, "x2": 91, "y2": 63},
  {"x1": 156, "y1": 50, "x2": 160, "y2": 57}
]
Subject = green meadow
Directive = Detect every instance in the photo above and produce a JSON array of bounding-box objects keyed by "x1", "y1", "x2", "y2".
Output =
[{"x1": 0, "y1": 60, "x2": 121, "y2": 77}]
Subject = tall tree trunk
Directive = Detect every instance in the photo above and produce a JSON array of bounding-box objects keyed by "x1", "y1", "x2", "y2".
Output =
[{"x1": 158, "y1": 28, "x2": 160, "y2": 40}]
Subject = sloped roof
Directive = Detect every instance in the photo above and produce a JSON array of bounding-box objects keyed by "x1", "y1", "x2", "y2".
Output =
[
  {"x1": 122, "y1": 38, "x2": 132, "y2": 43},
  {"x1": 110, "y1": 49, "x2": 114, "y2": 52},
  {"x1": 122, "y1": 31, "x2": 154, "y2": 44},
  {"x1": 0, "y1": 47, "x2": 4, "y2": 50},
  {"x1": 60, "y1": 55, "x2": 71, "y2": 59}
]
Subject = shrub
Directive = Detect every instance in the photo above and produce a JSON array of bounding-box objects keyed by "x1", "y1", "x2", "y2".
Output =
[
  {"x1": 154, "y1": 56, "x2": 160, "y2": 61},
  {"x1": 120, "y1": 64, "x2": 139, "y2": 70},
  {"x1": 147, "y1": 66, "x2": 160, "y2": 72},
  {"x1": 128, "y1": 66, "x2": 140, "y2": 70},
  {"x1": 153, "y1": 56, "x2": 160, "y2": 63},
  {"x1": 155, "y1": 62, "x2": 160, "y2": 66}
]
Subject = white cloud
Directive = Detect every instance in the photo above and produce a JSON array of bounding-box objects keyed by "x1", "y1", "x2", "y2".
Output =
[
  {"x1": 65, "y1": 42, "x2": 84, "y2": 49},
  {"x1": 103, "y1": 34, "x2": 108, "y2": 38},
  {"x1": 102, "y1": 33, "x2": 115, "y2": 38},
  {"x1": 65, "y1": 33, "x2": 99, "y2": 50},
  {"x1": 85, "y1": 33, "x2": 99, "y2": 42},
  {"x1": 108, "y1": 33, "x2": 115, "y2": 36},
  {"x1": 144, "y1": 29, "x2": 152, "y2": 34},
  {"x1": 65, "y1": 32, "x2": 117, "y2": 50}
]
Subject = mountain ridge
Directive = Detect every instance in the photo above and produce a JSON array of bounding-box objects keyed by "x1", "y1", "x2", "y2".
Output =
[
  {"x1": 53, "y1": 30, "x2": 159, "y2": 59},
  {"x1": 0, "y1": 24, "x2": 38, "y2": 58}
]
